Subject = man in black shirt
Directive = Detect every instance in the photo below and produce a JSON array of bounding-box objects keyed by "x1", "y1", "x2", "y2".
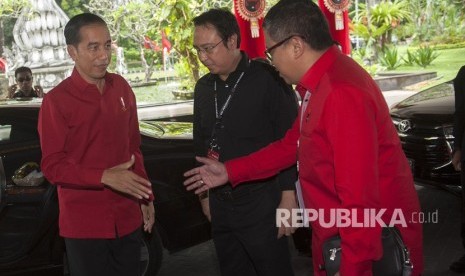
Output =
[
  {"x1": 8, "y1": 67, "x2": 43, "y2": 98},
  {"x1": 192, "y1": 8, "x2": 298, "y2": 276}
]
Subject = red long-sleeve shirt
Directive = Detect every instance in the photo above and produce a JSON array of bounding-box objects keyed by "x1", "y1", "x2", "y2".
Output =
[
  {"x1": 38, "y1": 68, "x2": 151, "y2": 239},
  {"x1": 226, "y1": 46, "x2": 423, "y2": 275}
]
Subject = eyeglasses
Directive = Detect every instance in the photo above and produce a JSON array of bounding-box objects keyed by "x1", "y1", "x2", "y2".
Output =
[
  {"x1": 264, "y1": 35, "x2": 304, "y2": 61},
  {"x1": 194, "y1": 39, "x2": 224, "y2": 55},
  {"x1": 17, "y1": 77, "x2": 32, "y2": 83}
]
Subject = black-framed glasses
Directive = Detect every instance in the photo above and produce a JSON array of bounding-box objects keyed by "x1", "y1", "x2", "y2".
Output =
[
  {"x1": 264, "y1": 35, "x2": 304, "y2": 61},
  {"x1": 194, "y1": 39, "x2": 224, "y2": 55},
  {"x1": 17, "y1": 77, "x2": 32, "y2": 83}
]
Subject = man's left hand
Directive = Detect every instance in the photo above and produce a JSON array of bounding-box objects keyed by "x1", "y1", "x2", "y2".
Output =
[
  {"x1": 141, "y1": 201, "x2": 155, "y2": 233},
  {"x1": 34, "y1": 85, "x2": 44, "y2": 97},
  {"x1": 277, "y1": 190, "x2": 298, "y2": 238}
]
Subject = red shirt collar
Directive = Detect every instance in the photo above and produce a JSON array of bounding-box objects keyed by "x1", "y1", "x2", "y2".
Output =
[
  {"x1": 69, "y1": 67, "x2": 114, "y2": 94},
  {"x1": 296, "y1": 45, "x2": 340, "y2": 97}
]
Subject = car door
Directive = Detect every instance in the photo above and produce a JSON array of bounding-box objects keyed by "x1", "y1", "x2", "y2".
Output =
[
  {"x1": 139, "y1": 121, "x2": 211, "y2": 252},
  {"x1": 0, "y1": 107, "x2": 62, "y2": 274}
]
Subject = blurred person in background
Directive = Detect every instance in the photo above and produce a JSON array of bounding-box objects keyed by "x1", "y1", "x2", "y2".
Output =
[{"x1": 8, "y1": 66, "x2": 43, "y2": 98}]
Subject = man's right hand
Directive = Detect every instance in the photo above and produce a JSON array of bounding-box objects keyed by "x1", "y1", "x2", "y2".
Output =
[
  {"x1": 183, "y1": 156, "x2": 229, "y2": 194},
  {"x1": 101, "y1": 155, "x2": 152, "y2": 199},
  {"x1": 452, "y1": 150, "x2": 462, "y2": 171}
]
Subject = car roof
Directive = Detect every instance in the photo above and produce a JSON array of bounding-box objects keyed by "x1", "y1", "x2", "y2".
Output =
[
  {"x1": 0, "y1": 98, "x2": 42, "y2": 109},
  {"x1": 0, "y1": 99, "x2": 193, "y2": 140}
]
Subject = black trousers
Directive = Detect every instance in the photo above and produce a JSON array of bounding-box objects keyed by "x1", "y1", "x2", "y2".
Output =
[
  {"x1": 64, "y1": 228, "x2": 142, "y2": 276},
  {"x1": 210, "y1": 181, "x2": 294, "y2": 276}
]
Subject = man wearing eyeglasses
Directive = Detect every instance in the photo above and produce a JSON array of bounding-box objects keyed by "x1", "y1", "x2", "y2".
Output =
[
  {"x1": 191, "y1": 8, "x2": 298, "y2": 276},
  {"x1": 185, "y1": 1, "x2": 423, "y2": 276},
  {"x1": 8, "y1": 66, "x2": 43, "y2": 98}
]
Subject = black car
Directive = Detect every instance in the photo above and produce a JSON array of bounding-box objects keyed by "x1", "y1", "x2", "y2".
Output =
[
  {"x1": 390, "y1": 81, "x2": 460, "y2": 187},
  {"x1": 0, "y1": 100, "x2": 210, "y2": 275}
]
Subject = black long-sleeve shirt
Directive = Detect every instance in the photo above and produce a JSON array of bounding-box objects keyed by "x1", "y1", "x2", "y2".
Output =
[{"x1": 193, "y1": 53, "x2": 298, "y2": 190}]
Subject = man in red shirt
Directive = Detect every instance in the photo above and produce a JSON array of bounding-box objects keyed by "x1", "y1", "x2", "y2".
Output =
[
  {"x1": 38, "y1": 13, "x2": 154, "y2": 276},
  {"x1": 184, "y1": 1, "x2": 423, "y2": 275}
]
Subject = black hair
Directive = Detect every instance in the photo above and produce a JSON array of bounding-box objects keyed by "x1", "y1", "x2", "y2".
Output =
[
  {"x1": 193, "y1": 8, "x2": 241, "y2": 48},
  {"x1": 14, "y1": 66, "x2": 32, "y2": 79},
  {"x1": 264, "y1": 0, "x2": 334, "y2": 51},
  {"x1": 64, "y1": 13, "x2": 107, "y2": 46}
]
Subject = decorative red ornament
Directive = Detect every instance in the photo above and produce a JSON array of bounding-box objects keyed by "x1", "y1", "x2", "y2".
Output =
[
  {"x1": 323, "y1": 0, "x2": 351, "y2": 30},
  {"x1": 235, "y1": 0, "x2": 266, "y2": 38}
]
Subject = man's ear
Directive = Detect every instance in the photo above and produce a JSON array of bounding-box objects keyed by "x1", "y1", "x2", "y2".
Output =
[
  {"x1": 67, "y1": 45, "x2": 77, "y2": 61},
  {"x1": 227, "y1": 34, "x2": 238, "y2": 49},
  {"x1": 291, "y1": 36, "x2": 305, "y2": 59}
]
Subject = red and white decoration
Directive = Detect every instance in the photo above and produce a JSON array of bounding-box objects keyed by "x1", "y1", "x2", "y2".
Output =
[
  {"x1": 323, "y1": 0, "x2": 351, "y2": 30},
  {"x1": 235, "y1": 0, "x2": 266, "y2": 38}
]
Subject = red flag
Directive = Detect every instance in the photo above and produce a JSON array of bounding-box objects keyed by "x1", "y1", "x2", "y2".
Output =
[
  {"x1": 0, "y1": 58, "x2": 5, "y2": 72},
  {"x1": 161, "y1": 30, "x2": 171, "y2": 53},
  {"x1": 143, "y1": 36, "x2": 160, "y2": 51}
]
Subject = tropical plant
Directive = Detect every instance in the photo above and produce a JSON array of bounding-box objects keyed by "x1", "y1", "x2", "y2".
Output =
[
  {"x1": 152, "y1": 0, "x2": 230, "y2": 89},
  {"x1": 407, "y1": 0, "x2": 465, "y2": 44},
  {"x1": 87, "y1": 0, "x2": 230, "y2": 88},
  {"x1": 57, "y1": 0, "x2": 90, "y2": 17},
  {"x1": 378, "y1": 45, "x2": 402, "y2": 70},
  {"x1": 0, "y1": 0, "x2": 29, "y2": 57},
  {"x1": 86, "y1": 0, "x2": 167, "y2": 82},
  {"x1": 361, "y1": 63, "x2": 381, "y2": 77},
  {"x1": 414, "y1": 46, "x2": 440, "y2": 68},
  {"x1": 352, "y1": 0, "x2": 411, "y2": 49},
  {"x1": 402, "y1": 49, "x2": 417, "y2": 66},
  {"x1": 353, "y1": 47, "x2": 367, "y2": 60},
  {"x1": 350, "y1": 21, "x2": 389, "y2": 58}
]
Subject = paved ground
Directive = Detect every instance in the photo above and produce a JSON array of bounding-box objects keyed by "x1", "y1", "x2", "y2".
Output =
[{"x1": 156, "y1": 183, "x2": 464, "y2": 276}]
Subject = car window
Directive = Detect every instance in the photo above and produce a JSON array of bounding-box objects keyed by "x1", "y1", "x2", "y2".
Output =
[
  {"x1": 0, "y1": 122, "x2": 38, "y2": 145},
  {"x1": 398, "y1": 82, "x2": 454, "y2": 106},
  {"x1": 0, "y1": 125, "x2": 12, "y2": 142}
]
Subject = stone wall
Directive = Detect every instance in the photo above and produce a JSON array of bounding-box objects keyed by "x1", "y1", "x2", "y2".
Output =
[{"x1": 374, "y1": 71, "x2": 437, "y2": 91}]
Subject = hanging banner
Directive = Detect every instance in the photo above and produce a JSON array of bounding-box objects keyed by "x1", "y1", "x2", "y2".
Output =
[
  {"x1": 235, "y1": 0, "x2": 266, "y2": 38},
  {"x1": 323, "y1": 0, "x2": 351, "y2": 30}
]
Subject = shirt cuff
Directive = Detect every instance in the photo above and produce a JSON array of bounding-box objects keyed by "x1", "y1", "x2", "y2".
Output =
[
  {"x1": 86, "y1": 168, "x2": 105, "y2": 188},
  {"x1": 225, "y1": 158, "x2": 251, "y2": 188}
]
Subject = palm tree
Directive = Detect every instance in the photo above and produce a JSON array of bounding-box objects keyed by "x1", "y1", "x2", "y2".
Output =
[{"x1": 351, "y1": 0, "x2": 411, "y2": 59}]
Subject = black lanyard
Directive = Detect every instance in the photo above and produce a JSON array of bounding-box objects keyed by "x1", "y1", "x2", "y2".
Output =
[
  {"x1": 214, "y1": 72, "x2": 245, "y2": 120},
  {"x1": 209, "y1": 72, "x2": 245, "y2": 152}
]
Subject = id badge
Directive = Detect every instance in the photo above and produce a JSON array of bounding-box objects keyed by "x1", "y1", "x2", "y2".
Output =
[{"x1": 207, "y1": 148, "x2": 220, "y2": 160}]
